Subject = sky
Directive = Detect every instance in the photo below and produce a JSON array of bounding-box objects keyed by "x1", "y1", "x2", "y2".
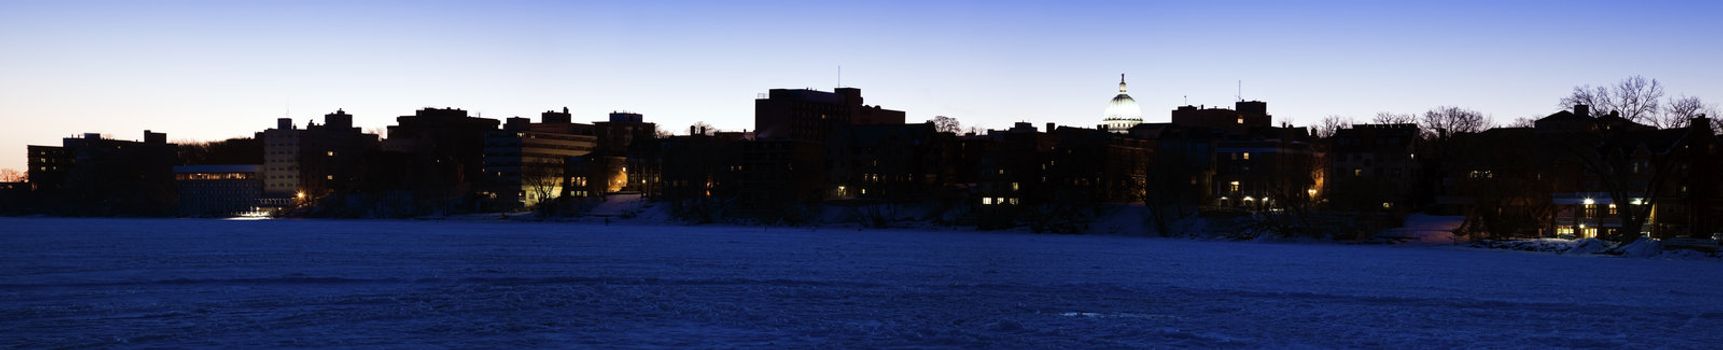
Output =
[{"x1": 2, "y1": 0, "x2": 1721, "y2": 171}]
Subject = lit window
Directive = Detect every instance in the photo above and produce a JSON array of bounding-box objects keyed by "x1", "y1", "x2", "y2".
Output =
[
  {"x1": 1243, "y1": 152, "x2": 1251, "y2": 160},
  {"x1": 1011, "y1": 182, "x2": 1020, "y2": 191},
  {"x1": 1382, "y1": 202, "x2": 1393, "y2": 209},
  {"x1": 982, "y1": 197, "x2": 994, "y2": 205},
  {"x1": 1354, "y1": 168, "x2": 1362, "y2": 176},
  {"x1": 1229, "y1": 181, "x2": 1240, "y2": 192}
]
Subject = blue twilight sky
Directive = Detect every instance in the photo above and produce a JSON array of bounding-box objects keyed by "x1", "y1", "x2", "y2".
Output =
[{"x1": 2, "y1": 0, "x2": 1721, "y2": 170}]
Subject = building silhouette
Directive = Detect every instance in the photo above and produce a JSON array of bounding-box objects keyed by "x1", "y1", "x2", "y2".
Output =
[
  {"x1": 9, "y1": 83, "x2": 1721, "y2": 240},
  {"x1": 259, "y1": 109, "x2": 379, "y2": 205},
  {"x1": 26, "y1": 131, "x2": 177, "y2": 215},
  {"x1": 482, "y1": 107, "x2": 597, "y2": 209},
  {"x1": 1171, "y1": 101, "x2": 1272, "y2": 131},
  {"x1": 1328, "y1": 123, "x2": 1422, "y2": 213},
  {"x1": 381, "y1": 108, "x2": 501, "y2": 203},
  {"x1": 174, "y1": 165, "x2": 263, "y2": 217}
]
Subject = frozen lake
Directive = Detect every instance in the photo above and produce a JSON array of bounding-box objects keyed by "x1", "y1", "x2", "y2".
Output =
[{"x1": 2, "y1": 218, "x2": 1720, "y2": 348}]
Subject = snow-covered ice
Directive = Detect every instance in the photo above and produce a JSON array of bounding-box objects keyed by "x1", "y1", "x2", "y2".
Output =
[{"x1": 2, "y1": 217, "x2": 1721, "y2": 348}]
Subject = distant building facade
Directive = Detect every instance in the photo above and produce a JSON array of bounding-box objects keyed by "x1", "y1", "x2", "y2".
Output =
[
  {"x1": 175, "y1": 165, "x2": 263, "y2": 217},
  {"x1": 482, "y1": 108, "x2": 597, "y2": 208},
  {"x1": 755, "y1": 87, "x2": 905, "y2": 143},
  {"x1": 26, "y1": 131, "x2": 177, "y2": 215},
  {"x1": 1328, "y1": 123, "x2": 1422, "y2": 212},
  {"x1": 1171, "y1": 101, "x2": 1273, "y2": 132},
  {"x1": 259, "y1": 109, "x2": 380, "y2": 204},
  {"x1": 381, "y1": 108, "x2": 501, "y2": 200}
]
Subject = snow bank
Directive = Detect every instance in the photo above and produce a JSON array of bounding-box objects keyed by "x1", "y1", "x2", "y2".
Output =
[
  {"x1": 1471, "y1": 238, "x2": 1581, "y2": 253},
  {"x1": 1375, "y1": 214, "x2": 1463, "y2": 244},
  {"x1": 1566, "y1": 238, "x2": 1609, "y2": 255},
  {"x1": 1617, "y1": 238, "x2": 1663, "y2": 258},
  {"x1": 1084, "y1": 204, "x2": 1150, "y2": 235}
]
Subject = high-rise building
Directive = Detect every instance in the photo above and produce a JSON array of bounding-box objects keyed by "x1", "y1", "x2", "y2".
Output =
[
  {"x1": 754, "y1": 87, "x2": 904, "y2": 142},
  {"x1": 750, "y1": 87, "x2": 907, "y2": 204},
  {"x1": 581, "y1": 112, "x2": 660, "y2": 195},
  {"x1": 259, "y1": 109, "x2": 380, "y2": 202},
  {"x1": 1171, "y1": 101, "x2": 1273, "y2": 131},
  {"x1": 381, "y1": 107, "x2": 501, "y2": 197}
]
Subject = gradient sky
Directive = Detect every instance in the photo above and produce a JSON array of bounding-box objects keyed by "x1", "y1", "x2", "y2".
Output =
[{"x1": 2, "y1": 0, "x2": 1721, "y2": 171}]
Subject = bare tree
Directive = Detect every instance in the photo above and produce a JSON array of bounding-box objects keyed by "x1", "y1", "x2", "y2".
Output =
[
  {"x1": 930, "y1": 116, "x2": 962, "y2": 134},
  {"x1": 1658, "y1": 95, "x2": 1718, "y2": 130},
  {"x1": 1559, "y1": 75, "x2": 1665, "y2": 124},
  {"x1": 0, "y1": 169, "x2": 24, "y2": 182},
  {"x1": 1372, "y1": 112, "x2": 1417, "y2": 125},
  {"x1": 522, "y1": 159, "x2": 565, "y2": 217},
  {"x1": 1313, "y1": 115, "x2": 1353, "y2": 139},
  {"x1": 1508, "y1": 116, "x2": 1539, "y2": 128},
  {"x1": 1419, "y1": 106, "x2": 1487, "y2": 139}
]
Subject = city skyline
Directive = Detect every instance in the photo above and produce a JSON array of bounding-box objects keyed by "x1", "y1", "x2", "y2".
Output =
[{"x1": 4, "y1": 0, "x2": 1723, "y2": 171}]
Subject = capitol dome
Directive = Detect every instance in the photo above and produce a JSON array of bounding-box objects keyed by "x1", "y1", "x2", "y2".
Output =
[{"x1": 1101, "y1": 74, "x2": 1143, "y2": 132}]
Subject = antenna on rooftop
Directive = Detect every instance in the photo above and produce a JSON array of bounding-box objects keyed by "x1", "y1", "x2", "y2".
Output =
[
  {"x1": 1236, "y1": 80, "x2": 1242, "y2": 102},
  {"x1": 838, "y1": 65, "x2": 843, "y2": 88}
]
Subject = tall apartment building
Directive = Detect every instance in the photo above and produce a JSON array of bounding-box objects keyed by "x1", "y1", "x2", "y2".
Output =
[
  {"x1": 258, "y1": 109, "x2": 380, "y2": 202},
  {"x1": 380, "y1": 107, "x2": 500, "y2": 198}
]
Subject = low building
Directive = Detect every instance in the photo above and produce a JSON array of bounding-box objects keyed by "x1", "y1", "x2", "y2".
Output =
[
  {"x1": 0, "y1": 181, "x2": 30, "y2": 213},
  {"x1": 174, "y1": 165, "x2": 263, "y2": 217}
]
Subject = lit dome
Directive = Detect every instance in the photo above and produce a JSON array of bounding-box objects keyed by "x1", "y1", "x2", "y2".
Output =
[{"x1": 1101, "y1": 74, "x2": 1143, "y2": 132}]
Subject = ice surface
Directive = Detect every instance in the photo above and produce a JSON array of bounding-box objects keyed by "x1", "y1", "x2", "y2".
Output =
[{"x1": 2, "y1": 218, "x2": 1722, "y2": 348}]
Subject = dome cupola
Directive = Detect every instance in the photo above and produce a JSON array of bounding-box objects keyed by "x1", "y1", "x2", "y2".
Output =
[{"x1": 1101, "y1": 73, "x2": 1143, "y2": 132}]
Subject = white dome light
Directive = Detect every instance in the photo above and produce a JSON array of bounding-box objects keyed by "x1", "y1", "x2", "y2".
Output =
[{"x1": 1101, "y1": 74, "x2": 1143, "y2": 133}]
